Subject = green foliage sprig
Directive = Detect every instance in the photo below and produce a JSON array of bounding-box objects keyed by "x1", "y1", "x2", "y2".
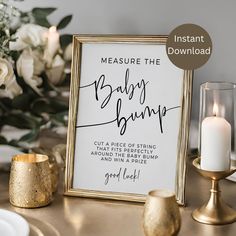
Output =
[
  {"x1": 0, "y1": 2, "x2": 73, "y2": 148},
  {"x1": 0, "y1": 0, "x2": 20, "y2": 58}
]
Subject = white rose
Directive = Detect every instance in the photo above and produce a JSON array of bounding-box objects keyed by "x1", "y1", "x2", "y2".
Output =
[
  {"x1": 17, "y1": 48, "x2": 44, "y2": 95},
  {"x1": 32, "y1": 50, "x2": 45, "y2": 75},
  {"x1": 46, "y1": 54, "x2": 65, "y2": 85},
  {"x1": 0, "y1": 58, "x2": 22, "y2": 98},
  {"x1": 64, "y1": 43, "x2": 72, "y2": 61},
  {"x1": 10, "y1": 24, "x2": 48, "y2": 51},
  {"x1": 1, "y1": 75, "x2": 23, "y2": 99},
  {"x1": 0, "y1": 58, "x2": 14, "y2": 86}
]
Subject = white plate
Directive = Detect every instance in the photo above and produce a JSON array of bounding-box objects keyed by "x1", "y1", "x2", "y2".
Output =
[{"x1": 0, "y1": 209, "x2": 29, "y2": 236}]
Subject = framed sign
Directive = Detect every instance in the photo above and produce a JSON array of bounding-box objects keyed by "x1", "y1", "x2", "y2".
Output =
[{"x1": 65, "y1": 35, "x2": 193, "y2": 205}]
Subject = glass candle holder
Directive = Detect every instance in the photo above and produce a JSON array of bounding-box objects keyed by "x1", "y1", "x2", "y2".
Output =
[{"x1": 198, "y1": 82, "x2": 236, "y2": 171}]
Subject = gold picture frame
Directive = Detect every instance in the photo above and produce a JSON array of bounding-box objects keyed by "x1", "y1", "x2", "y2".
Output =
[{"x1": 64, "y1": 35, "x2": 193, "y2": 205}]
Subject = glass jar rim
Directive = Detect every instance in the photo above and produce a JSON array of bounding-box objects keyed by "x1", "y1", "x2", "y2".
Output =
[{"x1": 200, "y1": 82, "x2": 236, "y2": 91}]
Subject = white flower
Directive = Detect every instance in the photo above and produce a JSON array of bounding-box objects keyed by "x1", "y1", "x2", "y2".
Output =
[
  {"x1": 16, "y1": 48, "x2": 44, "y2": 95},
  {"x1": 44, "y1": 26, "x2": 61, "y2": 67},
  {"x1": 64, "y1": 43, "x2": 72, "y2": 61},
  {"x1": 0, "y1": 58, "x2": 22, "y2": 98},
  {"x1": 32, "y1": 50, "x2": 45, "y2": 75},
  {"x1": 46, "y1": 54, "x2": 65, "y2": 85},
  {"x1": 10, "y1": 24, "x2": 48, "y2": 51},
  {"x1": 1, "y1": 75, "x2": 23, "y2": 99},
  {"x1": 0, "y1": 58, "x2": 14, "y2": 86}
]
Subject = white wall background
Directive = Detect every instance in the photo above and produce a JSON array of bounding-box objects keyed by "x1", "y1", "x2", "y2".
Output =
[{"x1": 12, "y1": 0, "x2": 236, "y2": 120}]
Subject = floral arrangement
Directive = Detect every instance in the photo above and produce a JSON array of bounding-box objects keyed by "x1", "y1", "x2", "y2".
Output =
[{"x1": 0, "y1": 1, "x2": 73, "y2": 149}]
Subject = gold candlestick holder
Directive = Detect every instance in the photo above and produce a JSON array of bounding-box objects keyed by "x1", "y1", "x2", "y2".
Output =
[{"x1": 192, "y1": 157, "x2": 236, "y2": 225}]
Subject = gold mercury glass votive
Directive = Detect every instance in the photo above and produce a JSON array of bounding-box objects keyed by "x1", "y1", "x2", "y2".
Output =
[
  {"x1": 143, "y1": 189, "x2": 181, "y2": 236},
  {"x1": 9, "y1": 154, "x2": 53, "y2": 208}
]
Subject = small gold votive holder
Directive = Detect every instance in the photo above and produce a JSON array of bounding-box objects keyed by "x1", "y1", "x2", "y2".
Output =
[
  {"x1": 143, "y1": 189, "x2": 181, "y2": 236},
  {"x1": 9, "y1": 154, "x2": 53, "y2": 208},
  {"x1": 31, "y1": 147, "x2": 60, "y2": 193}
]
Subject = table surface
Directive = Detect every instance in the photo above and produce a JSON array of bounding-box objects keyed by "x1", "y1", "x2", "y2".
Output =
[{"x1": 0, "y1": 157, "x2": 236, "y2": 236}]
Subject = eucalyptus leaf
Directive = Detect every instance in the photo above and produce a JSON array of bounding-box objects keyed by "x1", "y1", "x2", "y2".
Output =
[
  {"x1": 8, "y1": 140, "x2": 25, "y2": 150},
  {"x1": 1, "y1": 113, "x2": 39, "y2": 129},
  {"x1": 51, "y1": 111, "x2": 68, "y2": 125},
  {"x1": 0, "y1": 136, "x2": 7, "y2": 144},
  {"x1": 49, "y1": 99, "x2": 69, "y2": 112},
  {"x1": 19, "y1": 129, "x2": 39, "y2": 142},
  {"x1": 34, "y1": 17, "x2": 51, "y2": 28},
  {"x1": 0, "y1": 100, "x2": 10, "y2": 112},
  {"x1": 31, "y1": 98, "x2": 55, "y2": 115},
  {"x1": 32, "y1": 8, "x2": 56, "y2": 17},
  {"x1": 57, "y1": 15, "x2": 72, "y2": 30},
  {"x1": 12, "y1": 93, "x2": 31, "y2": 110},
  {"x1": 8, "y1": 140, "x2": 18, "y2": 147},
  {"x1": 41, "y1": 72, "x2": 60, "y2": 92},
  {"x1": 31, "y1": 8, "x2": 57, "y2": 27},
  {"x1": 60, "y1": 34, "x2": 72, "y2": 50}
]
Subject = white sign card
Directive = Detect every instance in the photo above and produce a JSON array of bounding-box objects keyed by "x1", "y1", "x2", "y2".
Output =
[{"x1": 65, "y1": 35, "x2": 192, "y2": 205}]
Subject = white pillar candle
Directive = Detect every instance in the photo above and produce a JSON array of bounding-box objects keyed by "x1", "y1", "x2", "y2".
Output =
[{"x1": 201, "y1": 105, "x2": 231, "y2": 171}]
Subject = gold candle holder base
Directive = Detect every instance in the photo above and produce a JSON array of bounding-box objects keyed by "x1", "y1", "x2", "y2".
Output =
[{"x1": 192, "y1": 158, "x2": 236, "y2": 225}]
